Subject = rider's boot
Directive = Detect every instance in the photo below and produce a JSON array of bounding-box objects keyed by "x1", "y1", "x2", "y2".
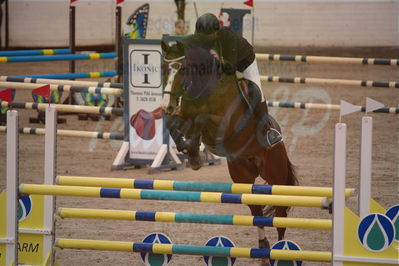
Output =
[{"x1": 254, "y1": 101, "x2": 283, "y2": 149}]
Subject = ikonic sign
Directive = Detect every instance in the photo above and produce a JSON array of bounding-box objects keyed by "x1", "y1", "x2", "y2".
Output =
[
  {"x1": 130, "y1": 50, "x2": 162, "y2": 88},
  {"x1": 128, "y1": 43, "x2": 164, "y2": 162}
]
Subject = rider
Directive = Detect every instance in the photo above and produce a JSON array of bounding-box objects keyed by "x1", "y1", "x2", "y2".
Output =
[{"x1": 193, "y1": 13, "x2": 282, "y2": 148}]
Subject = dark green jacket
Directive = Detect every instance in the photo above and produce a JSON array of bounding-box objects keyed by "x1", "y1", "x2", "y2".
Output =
[{"x1": 215, "y1": 27, "x2": 255, "y2": 72}]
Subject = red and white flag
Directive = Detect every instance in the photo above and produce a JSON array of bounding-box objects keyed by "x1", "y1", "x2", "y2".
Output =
[
  {"x1": 70, "y1": 0, "x2": 78, "y2": 4},
  {"x1": 116, "y1": 0, "x2": 124, "y2": 5},
  {"x1": 0, "y1": 88, "x2": 12, "y2": 103},
  {"x1": 244, "y1": 0, "x2": 253, "y2": 7},
  {"x1": 0, "y1": 88, "x2": 13, "y2": 110}
]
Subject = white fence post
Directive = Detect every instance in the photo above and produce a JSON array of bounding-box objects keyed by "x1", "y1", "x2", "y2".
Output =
[
  {"x1": 43, "y1": 106, "x2": 57, "y2": 265},
  {"x1": 5, "y1": 110, "x2": 19, "y2": 266},
  {"x1": 332, "y1": 123, "x2": 347, "y2": 266},
  {"x1": 359, "y1": 116, "x2": 372, "y2": 218}
]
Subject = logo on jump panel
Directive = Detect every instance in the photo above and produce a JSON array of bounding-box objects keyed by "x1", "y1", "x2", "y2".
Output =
[
  {"x1": 130, "y1": 50, "x2": 161, "y2": 88},
  {"x1": 270, "y1": 240, "x2": 302, "y2": 266},
  {"x1": 140, "y1": 233, "x2": 173, "y2": 266},
  {"x1": 203, "y1": 236, "x2": 236, "y2": 266},
  {"x1": 358, "y1": 213, "x2": 395, "y2": 252},
  {"x1": 385, "y1": 205, "x2": 399, "y2": 245},
  {"x1": 18, "y1": 195, "x2": 33, "y2": 222}
]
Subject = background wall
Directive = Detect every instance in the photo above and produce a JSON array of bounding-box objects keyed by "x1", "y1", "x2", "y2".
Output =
[{"x1": 1, "y1": 0, "x2": 398, "y2": 49}]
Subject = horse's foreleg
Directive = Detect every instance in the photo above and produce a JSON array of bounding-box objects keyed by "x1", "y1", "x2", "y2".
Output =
[{"x1": 182, "y1": 114, "x2": 212, "y2": 170}]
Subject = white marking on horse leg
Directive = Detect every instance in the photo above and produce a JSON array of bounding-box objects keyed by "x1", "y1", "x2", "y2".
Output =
[
  {"x1": 161, "y1": 93, "x2": 171, "y2": 111},
  {"x1": 161, "y1": 66, "x2": 179, "y2": 111}
]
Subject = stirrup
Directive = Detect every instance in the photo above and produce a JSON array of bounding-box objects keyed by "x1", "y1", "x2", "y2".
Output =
[{"x1": 264, "y1": 128, "x2": 283, "y2": 148}]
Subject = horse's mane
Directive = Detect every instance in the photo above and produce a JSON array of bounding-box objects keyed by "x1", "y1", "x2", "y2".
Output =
[{"x1": 179, "y1": 35, "x2": 221, "y2": 99}]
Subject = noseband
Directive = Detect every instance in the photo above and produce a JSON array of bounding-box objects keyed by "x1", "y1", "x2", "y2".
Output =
[{"x1": 163, "y1": 56, "x2": 185, "y2": 98}]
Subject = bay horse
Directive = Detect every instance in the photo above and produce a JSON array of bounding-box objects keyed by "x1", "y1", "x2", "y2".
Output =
[{"x1": 161, "y1": 39, "x2": 299, "y2": 258}]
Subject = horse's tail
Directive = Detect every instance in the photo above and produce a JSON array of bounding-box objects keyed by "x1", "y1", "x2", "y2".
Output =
[{"x1": 263, "y1": 157, "x2": 298, "y2": 217}]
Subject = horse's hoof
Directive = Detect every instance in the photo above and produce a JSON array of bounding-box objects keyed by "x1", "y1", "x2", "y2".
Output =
[
  {"x1": 188, "y1": 150, "x2": 205, "y2": 170},
  {"x1": 188, "y1": 154, "x2": 203, "y2": 170}
]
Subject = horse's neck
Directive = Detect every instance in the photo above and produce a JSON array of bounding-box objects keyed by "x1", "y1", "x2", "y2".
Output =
[
  {"x1": 205, "y1": 74, "x2": 240, "y2": 115},
  {"x1": 217, "y1": 74, "x2": 238, "y2": 98}
]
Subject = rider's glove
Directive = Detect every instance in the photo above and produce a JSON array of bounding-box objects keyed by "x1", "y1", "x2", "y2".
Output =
[{"x1": 222, "y1": 62, "x2": 236, "y2": 75}]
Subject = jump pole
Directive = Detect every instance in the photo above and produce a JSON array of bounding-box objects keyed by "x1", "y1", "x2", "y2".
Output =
[
  {"x1": 267, "y1": 101, "x2": 399, "y2": 114},
  {"x1": 56, "y1": 175, "x2": 354, "y2": 198},
  {"x1": 0, "y1": 49, "x2": 72, "y2": 57},
  {"x1": 55, "y1": 238, "x2": 332, "y2": 262},
  {"x1": 0, "y1": 101, "x2": 124, "y2": 116},
  {"x1": 0, "y1": 52, "x2": 116, "y2": 63},
  {"x1": 14, "y1": 71, "x2": 117, "y2": 80},
  {"x1": 260, "y1": 75, "x2": 399, "y2": 89},
  {"x1": 58, "y1": 207, "x2": 332, "y2": 230},
  {"x1": 256, "y1": 53, "x2": 399, "y2": 66},
  {"x1": 0, "y1": 126, "x2": 124, "y2": 140},
  {"x1": 0, "y1": 81, "x2": 123, "y2": 96},
  {"x1": 0, "y1": 76, "x2": 123, "y2": 89},
  {"x1": 19, "y1": 184, "x2": 330, "y2": 208}
]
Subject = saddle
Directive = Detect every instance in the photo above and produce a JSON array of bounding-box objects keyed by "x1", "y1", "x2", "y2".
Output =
[
  {"x1": 236, "y1": 78, "x2": 262, "y2": 115},
  {"x1": 236, "y1": 77, "x2": 282, "y2": 144}
]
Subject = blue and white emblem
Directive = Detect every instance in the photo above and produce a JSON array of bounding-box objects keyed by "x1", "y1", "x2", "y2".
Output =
[
  {"x1": 140, "y1": 233, "x2": 173, "y2": 266},
  {"x1": 358, "y1": 213, "x2": 395, "y2": 252},
  {"x1": 385, "y1": 205, "x2": 399, "y2": 244},
  {"x1": 270, "y1": 240, "x2": 302, "y2": 266},
  {"x1": 18, "y1": 195, "x2": 33, "y2": 222},
  {"x1": 203, "y1": 236, "x2": 236, "y2": 266}
]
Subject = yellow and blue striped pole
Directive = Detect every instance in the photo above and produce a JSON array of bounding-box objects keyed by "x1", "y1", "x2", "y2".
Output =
[
  {"x1": 56, "y1": 176, "x2": 354, "y2": 199},
  {"x1": 58, "y1": 208, "x2": 332, "y2": 230},
  {"x1": 0, "y1": 49, "x2": 72, "y2": 57},
  {"x1": 55, "y1": 238, "x2": 332, "y2": 262},
  {"x1": 20, "y1": 184, "x2": 330, "y2": 208},
  {"x1": 14, "y1": 71, "x2": 117, "y2": 80},
  {"x1": 0, "y1": 52, "x2": 116, "y2": 63}
]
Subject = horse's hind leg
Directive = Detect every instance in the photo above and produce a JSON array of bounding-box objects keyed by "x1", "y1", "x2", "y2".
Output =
[
  {"x1": 260, "y1": 143, "x2": 298, "y2": 241},
  {"x1": 227, "y1": 158, "x2": 271, "y2": 250}
]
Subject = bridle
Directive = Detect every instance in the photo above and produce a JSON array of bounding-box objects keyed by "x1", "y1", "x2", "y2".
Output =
[
  {"x1": 161, "y1": 55, "x2": 185, "y2": 113},
  {"x1": 163, "y1": 55, "x2": 185, "y2": 98}
]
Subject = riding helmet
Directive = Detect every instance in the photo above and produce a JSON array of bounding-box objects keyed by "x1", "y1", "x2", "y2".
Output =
[{"x1": 195, "y1": 13, "x2": 220, "y2": 34}]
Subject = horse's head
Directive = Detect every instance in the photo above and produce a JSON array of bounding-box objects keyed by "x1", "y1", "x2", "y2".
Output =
[
  {"x1": 161, "y1": 41, "x2": 185, "y2": 114},
  {"x1": 161, "y1": 36, "x2": 221, "y2": 114}
]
